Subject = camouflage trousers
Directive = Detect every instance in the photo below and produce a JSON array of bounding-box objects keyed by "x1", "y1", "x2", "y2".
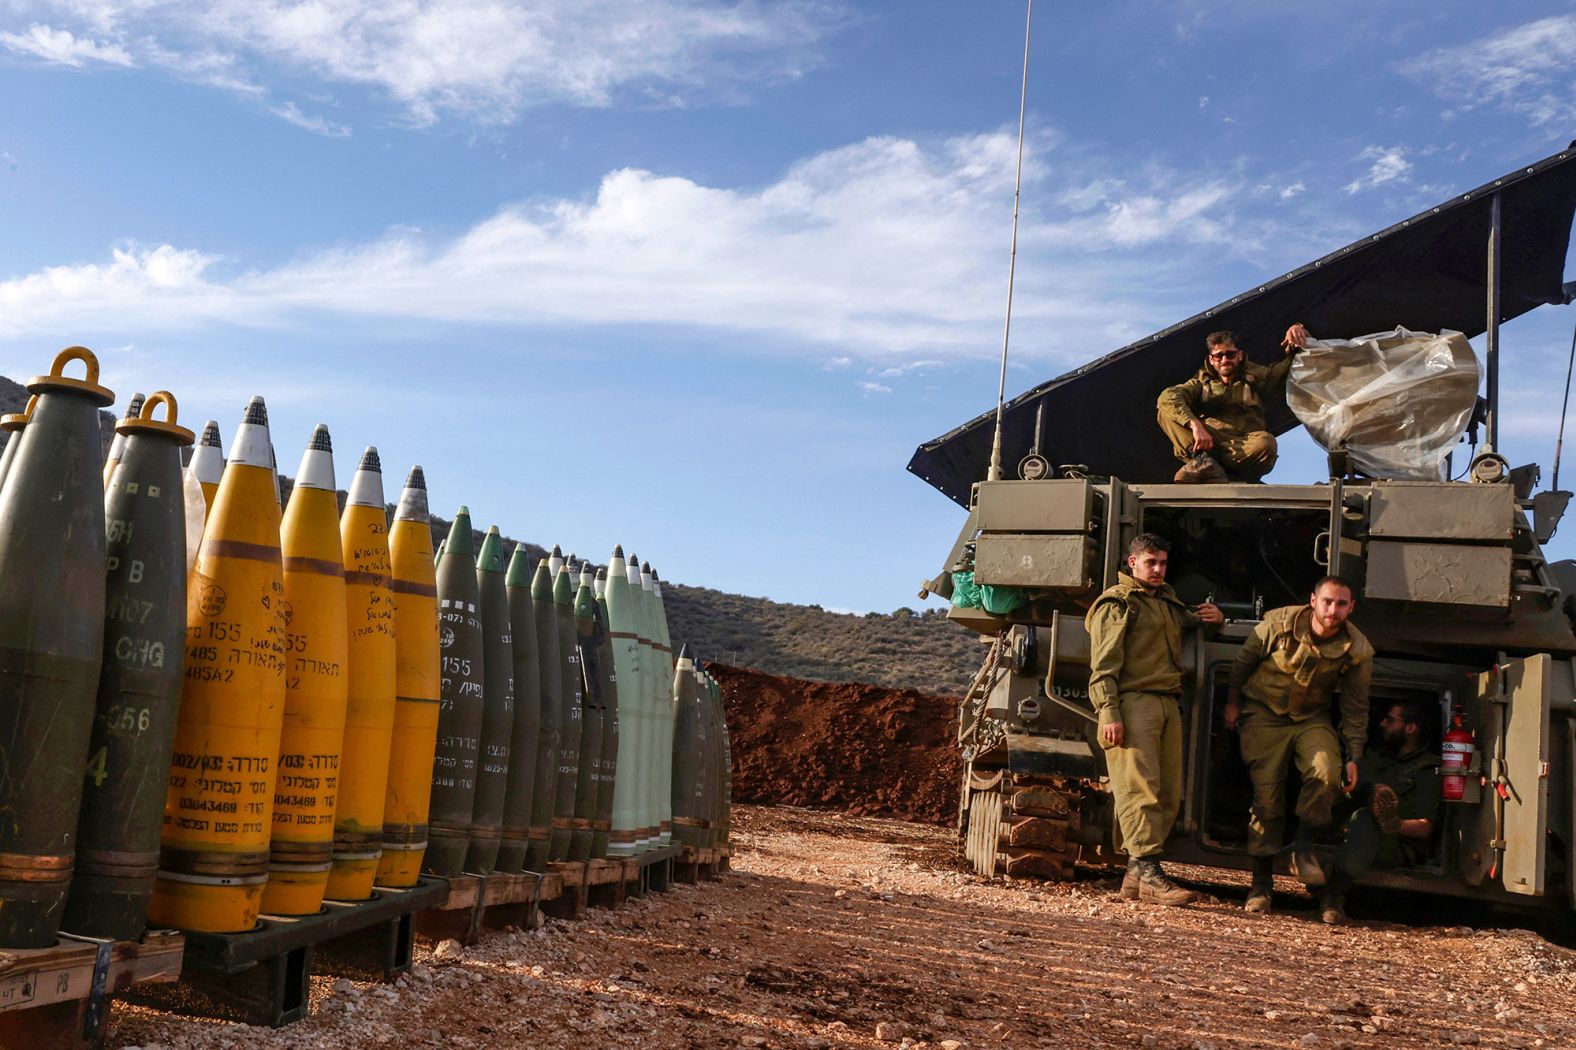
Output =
[
  {"x1": 1101, "y1": 691, "x2": 1183, "y2": 858},
  {"x1": 1238, "y1": 703, "x2": 1343, "y2": 857},
  {"x1": 1156, "y1": 412, "x2": 1277, "y2": 480}
]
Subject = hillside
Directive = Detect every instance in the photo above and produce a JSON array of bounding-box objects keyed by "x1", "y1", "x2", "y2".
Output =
[{"x1": 1, "y1": 373, "x2": 981, "y2": 697}]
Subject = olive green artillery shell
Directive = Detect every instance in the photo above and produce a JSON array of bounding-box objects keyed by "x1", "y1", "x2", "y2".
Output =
[
  {"x1": 669, "y1": 658, "x2": 706, "y2": 848},
  {"x1": 496, "y1": 548, "x2": 540, "y2": 874},
  {"x1": 0, "y1": 360, "x2": 115, "y2": 947},
  {"x1": 568, "y1": 584, "x2": 603, "y2": 861},
  {"x1": 464, "y1": 531, "x2": 514, "y2": 875},
  {"x1": 423, "y1": 514, "x2": 485, "y2": 878},
  {"x1": 62, "y1": 412, "x2": 191, "y2": 940},
  {"x1": 591, "y1": 590, "x2": 620, "y2": 858},
  {"x1": 715, "y1": 676, "x2": 732, "y2": 847},
  {"x1": 548, "y1": 570, "x2": 582, "y2": 862},
  {"x1": 525, "y1": 561, "x2": 560, "y2": 871},
  {"x1": 700, "y1": 670, "x2": 723, "y2": 850}
]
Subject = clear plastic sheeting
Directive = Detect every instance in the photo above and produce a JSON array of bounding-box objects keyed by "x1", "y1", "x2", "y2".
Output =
[{"x1": 1287, "y1": 327, "x2": 1481, "y2": 480}]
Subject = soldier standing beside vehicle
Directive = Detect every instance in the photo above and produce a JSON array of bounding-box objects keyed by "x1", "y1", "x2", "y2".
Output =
[
  {"x1": 1087, "y1": 533, "x2": 1223, "y2": 905},
  {"x1": 1156, "y1": 324, "x2": 1310, "y2": 483},
  {"x1": 1318, "y1": 699, "x2": 1441, "y2": 925},
  {"x1": 1225, "y1": 576, "x2": 1373, "y2": 914}
]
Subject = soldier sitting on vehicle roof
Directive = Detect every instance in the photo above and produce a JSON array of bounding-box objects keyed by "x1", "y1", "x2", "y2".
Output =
[
  {"x1": 1156, "y1": 324, "x2": 1310, "y2": 483},
  {"x1": 1318, "y1": 699, "x2": 1441, "y2": 926}
]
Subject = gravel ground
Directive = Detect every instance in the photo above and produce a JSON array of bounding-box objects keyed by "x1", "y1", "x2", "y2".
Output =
[{"x1": 109, "y1": 805, "x2": 1576, "y2": 1050}]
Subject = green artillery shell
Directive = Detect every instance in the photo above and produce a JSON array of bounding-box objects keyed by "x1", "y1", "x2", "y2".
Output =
[
  {"x1": 668, "y1": 646, "x2": 706, "y2": 849},
  {"x1": 62, "y1": 391, "x2": 191, "y2": 941},
  {"x1": 0, "y1": 396, "x2": 38, "y2": 497},
  {"x1": 650, "y1": 568, "x2": 676, "y2": 846},
  {"x1": 497, "y1": 543, "x2": 540, "y2": 873},
  {"x1": 548, "y1": 562, "x2": 581, "y2": 862},
  {"x1": 591, "y1": 570, "x2": 620, "y2": 859},
  {"x1": 628, "y1": 554, "x2": 655, "y2": 850},
  {"x1": 463, "y1": 527, "x2": 514, "y2": 875},
  {"x1": 525, "y1": 558, "x2": 560, "y2": 871},
  {"x1": 0, "y1": 348, "x2": 115, "y2": 947},
  {"x1": 423, "y1": 508, "x2": 485, "y2": 877},
  {"x1": 568, "y1": 576, "x2": 603, "y2": 861},
  {"x1": 699, "y1": 665, "x2": 723, "y2": 849},
  {"x1": 604, "y1": 547, "x2": 641, "y2": 857},
  {"x1": 715, "y1": 672, "x2": 732, "y2": 848}
]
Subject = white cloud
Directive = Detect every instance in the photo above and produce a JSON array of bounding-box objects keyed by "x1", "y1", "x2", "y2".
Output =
[
  {"x1": 1279, "y1": 181, "x2": 1305, "y2": 200},
  {"x1": 0, "y1": 23, "x2": 134, "y2": 66},
  {"x1": 1343, "y1": 146, "x2": 1411, "y2": 194},
  {"x1": 1403, "y1": 15, "x2": 1576, "y2": 128},
  {"x1": 858, "y1": 381, "x2": 892, "y2": 395},
  {"x1": 821, "y1": 356, "x2": 852, "y2": 371},
  {"x1": 0, "y1": 132, "x2": 1263, "y2": 359},
  {"x1": 269, "y1": 102, "x2": 350, "y2": 138},
  {"x1": 1, "y1": 1, "x2": 842, "y2": 125},
  {"x1": 1198, "y1": 95, "x2": 1209, "y2": 111},
  {"x1": 873, "y1": 359, "x2": 942, "y2": 379}
]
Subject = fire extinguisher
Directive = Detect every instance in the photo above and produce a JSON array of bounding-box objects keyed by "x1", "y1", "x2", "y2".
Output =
[{"x1": 1442, "y1": 705, "x2": 1475, "y2": 801}]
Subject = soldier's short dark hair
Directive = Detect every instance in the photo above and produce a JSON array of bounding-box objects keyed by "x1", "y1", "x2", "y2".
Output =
[
  {"x1": 1129, "y1": 533, "x2": 1169, "y2": 557},
  {"x1": 1311, "y1": 575, "x2": 1355, "y2": 599},
  {"x1": 1205, "y1": 330, "x2": 1238, "y2": 350},
  {"x1": 1393, "y1": 698, "x2": 1429, "y2": 729}
]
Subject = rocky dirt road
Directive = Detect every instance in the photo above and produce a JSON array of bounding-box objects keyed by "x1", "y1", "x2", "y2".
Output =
[{"x1": 111, "y1": 806, "x2": 1576, "y2": 1050}]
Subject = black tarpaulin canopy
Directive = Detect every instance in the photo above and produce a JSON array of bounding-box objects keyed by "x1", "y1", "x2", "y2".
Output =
[{"x1": 908, "y1": 144, "x2": 1576, "y2": 507}]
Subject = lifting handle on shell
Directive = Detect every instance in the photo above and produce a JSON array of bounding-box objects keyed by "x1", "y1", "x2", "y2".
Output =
[
  {"x1": 51, "y1": 345, "x2": 101, "y2": 384},
  {"x1": 139, "y1": 390, "x2": 178, "y2": 424},
  {"x1": 29, "y1": 345, "x2": 115, "y2": 404}
]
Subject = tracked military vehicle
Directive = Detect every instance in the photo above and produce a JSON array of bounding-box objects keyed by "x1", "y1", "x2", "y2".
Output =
[{"x1": 909, "y1": 143, "x2": 1576, "y2": 908}]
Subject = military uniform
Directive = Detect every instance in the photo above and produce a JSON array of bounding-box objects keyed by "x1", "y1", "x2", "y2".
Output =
[
  {"x1": 1228, "y1": 605, "x2": 1373, "y2": 857},
  {"x1": 1156, "y1": 354, "x2": 1294, "y2": 480},
  {"x1": 1086, "y1": 572, "x2": 1201, "y2": 858},
  {"x1": 1337, "y1": 746, "x2": 1440, "y2": 876}
]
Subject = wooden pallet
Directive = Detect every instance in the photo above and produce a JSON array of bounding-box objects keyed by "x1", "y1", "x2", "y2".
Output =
[
  {"x1": 124, "y1": 879, "x2": 446, "y2": 1028},
  {"x1": 0, "y1": 930, "x2": 183, "y2": 1049},
  {"x1": 674, "y1": 844, "x2": 725, "y2": 884},
  {"x1": 415, "y1": 870, "x2": 564, "y2": 945}
]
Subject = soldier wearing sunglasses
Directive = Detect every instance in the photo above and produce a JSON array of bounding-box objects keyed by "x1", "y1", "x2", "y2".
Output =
[{"x1": 1157, "y1": 324, "x2": 1309, "y2": 483}]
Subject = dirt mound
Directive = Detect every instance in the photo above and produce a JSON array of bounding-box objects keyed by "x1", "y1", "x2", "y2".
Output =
[{"x1": 710, "y1": 662, "x2": 961, "y2": 825}]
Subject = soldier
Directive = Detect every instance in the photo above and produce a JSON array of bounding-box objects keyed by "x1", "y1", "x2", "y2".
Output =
[
  {"x1": 1225, "y1": 576, "x2": 1372, "y2": 914},
  {"x1": 1157, "y1": 324, "x2": 1310, "y2": 483},
  {"x1": 1319, "y1": 699, "x2": 1441, "y2": 925},
  {"x1": 1087, "y1": 533, "x2": 1222, "y2": 905}
]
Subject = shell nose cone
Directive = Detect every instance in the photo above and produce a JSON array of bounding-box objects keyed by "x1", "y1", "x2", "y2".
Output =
[
  {"x1": 346, "y1": 447, "x2": 385, "y2": 507},
  {"x1": 243, "y1": 396, "x2": 268, "y2": 426},
  {"x1": 550, "y1": 544, "x2": 563, "y2": 558},
  {"x1": 611, "y1": 544, "x2": 624, "y2": 559},
  {"x1": 200, "y1": 420, "x2": 222, "y2": 447},
  {"x1": 395, "y1": 465, "x2": 429, "y2": 523},
  {"x1": 405, "y1": 465, "x2": 426, "y2": 491},
  {"x1": 309, "y1": 424, "x2": 333, "y2": 452},
  {"x1": 124, "y1": 392, "x2": 146, "y2": 420}
]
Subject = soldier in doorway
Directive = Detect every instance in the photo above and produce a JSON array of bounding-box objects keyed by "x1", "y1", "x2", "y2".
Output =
[
  {"x1": 1319, "y1": 699, "x2": 1441, "y2": 924},
  {"x1": 1157, "y1": 324, "x2": 1310, "y2": 483},
  {"x1": 1225, "y1": 575, "x2": 1373, "y2": 914},
  {"x1": 1087, "y1": 533, "x2": 1223, "y2": 905}
]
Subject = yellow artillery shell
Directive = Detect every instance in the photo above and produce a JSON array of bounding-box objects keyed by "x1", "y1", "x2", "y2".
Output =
[
  {"x1": 376, "y1": 466, "x2": 440, "y2": 887},
  {"x1": 260, "y1": 425, "x2": 348, "y2": 916},
  {"x1": 148, "y1": 396, "x2": 287, "y2": 933},
  {"x1": 326, "y1": 448, "x2": 396, "y2": 900}
]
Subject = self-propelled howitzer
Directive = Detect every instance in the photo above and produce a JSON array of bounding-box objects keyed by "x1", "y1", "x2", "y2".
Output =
[{"x1": 914, "y1": 144, "x2": 1576, "y2": 910}]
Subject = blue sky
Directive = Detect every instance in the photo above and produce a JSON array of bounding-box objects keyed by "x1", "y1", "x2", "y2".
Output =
[{"x1": 3, "y1": 2, "x2": 1576, "y2": 612}]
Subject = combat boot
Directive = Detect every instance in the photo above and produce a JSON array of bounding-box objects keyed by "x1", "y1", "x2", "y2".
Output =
[
  {"x1": 1135, "y1": 858, "x2": 1197, "y2": 906},
  {"x1": 1320, "y1": 871, "x2": 1351, "y2": 925},
  {"x1": 1119, "y1": 856, "x2": 1140, "y2": 900},
  {"x1": 1290, "y1": 843, "x2": 1328, "y2": 887},
  {"x1": 1174, "y1": 452, "x2": 1228, "y2": 484},
  {"x1": 1243, "y1": 855, "x2": 1274, "y2": 914}
]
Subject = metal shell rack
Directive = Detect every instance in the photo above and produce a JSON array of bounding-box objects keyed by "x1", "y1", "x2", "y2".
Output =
[{"x1": 126, "y1": 878, "x2": 446, "y2": 1028}]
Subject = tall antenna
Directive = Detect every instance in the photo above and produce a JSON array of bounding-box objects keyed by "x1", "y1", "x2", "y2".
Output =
[{"x1": 986, "y1": 0, "x2": 1034, "y2": 483}]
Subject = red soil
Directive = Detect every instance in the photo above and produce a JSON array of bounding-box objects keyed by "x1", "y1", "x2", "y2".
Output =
[{"x1": 709, "y1": 663, "x2": 961, "y2": 825}]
